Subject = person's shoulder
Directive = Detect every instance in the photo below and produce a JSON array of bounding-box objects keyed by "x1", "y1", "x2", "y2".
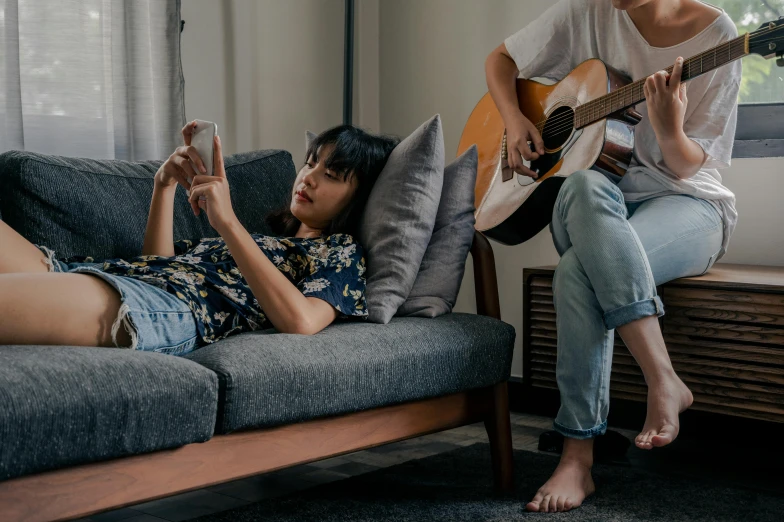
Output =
[{"x1": 704, "y1": 5, "x2": 739, "y2": 40}]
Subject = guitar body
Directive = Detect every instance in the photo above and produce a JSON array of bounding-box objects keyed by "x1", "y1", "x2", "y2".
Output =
[{"x1": 458, "y1": 59, "x2": 640, "y2": 245}]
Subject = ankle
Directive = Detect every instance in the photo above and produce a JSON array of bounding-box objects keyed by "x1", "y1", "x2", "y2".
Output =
[
  {"x1": 560, "y1": 438, "x2": 594, "y2": 469},
  {"x1": 559, "y1": 455, "x2": 593, "y2": 471},
  {"x1": 645, "y1": 367, "x2": 680, "y2": 387}
]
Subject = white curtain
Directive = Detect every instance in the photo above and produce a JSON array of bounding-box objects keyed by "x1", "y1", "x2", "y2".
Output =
[{"x1": 0, "y1": 0, "x2": 184, "y2": 160}]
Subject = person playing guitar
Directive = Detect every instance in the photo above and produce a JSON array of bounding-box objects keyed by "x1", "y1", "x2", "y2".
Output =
[{"x1": 486, "y1": 0, "x2": 741, "y2": 513}]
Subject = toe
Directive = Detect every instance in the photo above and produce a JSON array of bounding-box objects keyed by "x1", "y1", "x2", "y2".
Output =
[
  {"x1": 639, "y1": 429, "x2": 655, "y2": 449},
  {"x1": 652, "y1": 425, "x2": 677, "y2": 447},
  {"x1": 525, "y1": 501, "x2": 541, "y2": 512},
  {"x1": 542, "y1": 495, "x2": 552, "y2": 513},
  {"x1": 526, "y1": 491, "x2": 545, "y2": 512},
  {"x1": 547, "y1": 495, "x2": 558, "y2": 513},
  {"x1": 556, "y1": 495, "x2": 567, "y2": 512},
  {"x1": 564, "y1": 498, "x2": 575, "y2": 511}
]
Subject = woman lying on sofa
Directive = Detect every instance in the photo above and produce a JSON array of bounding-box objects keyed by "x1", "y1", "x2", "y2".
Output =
[{"x1": 0, "y1": 122, "x2": 398, "y2": 355}]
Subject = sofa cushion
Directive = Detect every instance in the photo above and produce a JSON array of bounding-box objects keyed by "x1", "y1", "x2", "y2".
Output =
[
  {"x1": 0, "y1": 149, "x2": 296, "y2": 260},
  {"x1": 0, "y1": 346, "x2": 218, "y2": 482},
  {"x1": 398, "y1": 145, "x2": 478, "y2": 318},
  {"x1": 357, "y1": 115, "x2": 445, "y2": 324},
  {"x1": 184, "y1": 313, "x2": 515, "y2": 434}
]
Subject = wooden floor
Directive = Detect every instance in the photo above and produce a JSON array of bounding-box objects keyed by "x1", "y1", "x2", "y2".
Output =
[{"x1": 74, "y1": 411, "x2": 784, "y2": 522}]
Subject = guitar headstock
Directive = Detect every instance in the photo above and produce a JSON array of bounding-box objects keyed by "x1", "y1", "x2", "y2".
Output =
[{"x1": 749, "y1": 17, "x2": 784, "y2": 66}]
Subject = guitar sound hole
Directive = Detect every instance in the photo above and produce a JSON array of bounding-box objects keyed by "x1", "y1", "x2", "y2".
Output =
[{"x1": 542, "y1": 106, "x2": 575, "y2": 151}]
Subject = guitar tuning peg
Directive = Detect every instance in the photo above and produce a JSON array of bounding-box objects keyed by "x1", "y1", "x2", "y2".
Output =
[{"x1": 778, "y1": 55, "x2": 784, "y2": 67}]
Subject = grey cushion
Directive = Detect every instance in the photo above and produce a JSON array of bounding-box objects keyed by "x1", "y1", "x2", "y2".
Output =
[
  {"x1": 358, "y1": 115, "x2": 445, "y2": 324},
  {"x1": 184, "y1": 313, "x2": 515, "y2": 434},
  {"x1": 0, "y1": 346, "x2": 218, "y2": 482},
  {"x1": 306, "y1": 130, "x2": 317, "y2": 150},
  {"x1": 0, "y1": 149, "x2": 296, "y2": 260},
  {"x1": 398, "y1": 146, "x2": 478, "y2": 318}
]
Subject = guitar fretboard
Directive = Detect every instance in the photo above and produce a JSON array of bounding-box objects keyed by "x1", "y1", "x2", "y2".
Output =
[{"x1": 573, "y1": 34, "x2": 749, "y2": 129}]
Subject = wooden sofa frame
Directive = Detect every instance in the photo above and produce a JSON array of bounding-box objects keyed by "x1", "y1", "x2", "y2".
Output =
[{"x1": 0, "y1": 231, "x2": 514, "y2": 522}]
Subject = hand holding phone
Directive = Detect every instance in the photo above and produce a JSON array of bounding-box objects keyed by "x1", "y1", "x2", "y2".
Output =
[{"x1": 188, "y1": 120, "x2": 217, "y2": 178}]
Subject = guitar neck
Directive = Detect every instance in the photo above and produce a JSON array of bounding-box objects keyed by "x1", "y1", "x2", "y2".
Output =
[{"x1": 574, "y1": 34, "x2": 749, "y2": 128}]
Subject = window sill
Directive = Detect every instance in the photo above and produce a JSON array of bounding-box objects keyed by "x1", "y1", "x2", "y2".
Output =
[{"x1": 732, "y1": 139, "x2": 784, "y2": 159}]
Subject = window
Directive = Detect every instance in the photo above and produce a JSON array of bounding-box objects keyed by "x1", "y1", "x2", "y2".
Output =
[
  {"x1": 712, "y1": 0, "x2": 784, "y2": 157},
  {"x1": 0, "y1": 0, "x2": 184, "y2": 160}
]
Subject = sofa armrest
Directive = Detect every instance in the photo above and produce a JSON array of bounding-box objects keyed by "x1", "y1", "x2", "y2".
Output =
[{"x1": 469, "y1": 231, "x2": 501, "y2": 320}]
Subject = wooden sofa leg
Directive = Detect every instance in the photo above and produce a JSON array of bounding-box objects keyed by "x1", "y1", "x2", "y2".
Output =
[{"x1": 484, "y1": 381, "x2": 514, "y2": 494}]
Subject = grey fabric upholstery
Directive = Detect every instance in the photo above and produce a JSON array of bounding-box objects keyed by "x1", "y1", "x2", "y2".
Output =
[
  {"x1": 185, "y1": 313, "x2": 515, "y2": 434},
  {"x1": 0, "y1": 149, "x2": 296, "y2": 260},
  {"x1": 0, "y1": 346, "x2": 218, "y2": 482},
  {"x1": 398, "y1": 146, "x2": 478, "y2": 318},
  {"x1": 358, "y1": 115, "x2": 445, "y2": 324}
]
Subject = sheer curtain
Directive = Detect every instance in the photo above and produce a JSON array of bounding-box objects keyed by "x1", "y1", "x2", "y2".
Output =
[{"x1": 0, "y1": 0, "x2": 184, "y2": 160}]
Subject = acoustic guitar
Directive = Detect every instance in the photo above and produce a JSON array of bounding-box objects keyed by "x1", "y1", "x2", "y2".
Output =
[{"x1": 458, "y1": 19, "x2": 784, "y2": 245}]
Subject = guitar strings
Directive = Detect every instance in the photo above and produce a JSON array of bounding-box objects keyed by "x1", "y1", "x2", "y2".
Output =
[
  {"x1": 534, "y1": 37, "x2": 749, "y2": 135},
  {"x1": 533, "y1": 35, "x2": 751, "y2": 133},
  {"x1": 528, "y1": 38, "x2": 752, "y2": 139},
  {"x1": 531, "y1": 25, "x2": 780, "y2": 135},
  {"x1": 510, "y1": 26, "x2": 776, "y2": 143}
]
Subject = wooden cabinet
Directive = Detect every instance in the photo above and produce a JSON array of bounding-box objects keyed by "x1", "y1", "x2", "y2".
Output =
[{"x1": 523, "y1": 264, "x2": 784, "y2": 423}]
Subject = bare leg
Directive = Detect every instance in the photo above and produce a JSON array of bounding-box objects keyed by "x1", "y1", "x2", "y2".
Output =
[
  {"x1": 526, "y1": 438, "x2": 595, "y2": 513},
  {"x1": 0, "y1": 272, "x2": 132, "y2": 347},
  {"x1": 0, "y1": 220, "x2": 50, "y2": 274},
  {"x1": 618, "y1": 315, "x2": 693, "y2": 449}
]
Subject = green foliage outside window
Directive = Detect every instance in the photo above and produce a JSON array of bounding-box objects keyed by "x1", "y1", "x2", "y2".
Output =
[{"x1": 712, "y1": 0, "x2": 784, "y2": 103}]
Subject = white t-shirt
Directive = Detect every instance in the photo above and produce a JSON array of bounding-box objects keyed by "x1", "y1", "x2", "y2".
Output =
[{"x1": 504, "y1": 0, "x2": 741, "y2": 258}]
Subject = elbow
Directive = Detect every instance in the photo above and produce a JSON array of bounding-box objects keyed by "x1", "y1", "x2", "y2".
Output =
[
  {"x1": 672, "y1": 162, "x2": 702, "y2": 180},
  {"x1": 281, "y1": 316, "x2": 321, "y2": 336}
]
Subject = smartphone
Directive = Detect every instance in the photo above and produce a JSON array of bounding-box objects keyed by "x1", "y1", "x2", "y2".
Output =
[{"x1": 190, "y1": 120, "x2": 217, "y2": 177}]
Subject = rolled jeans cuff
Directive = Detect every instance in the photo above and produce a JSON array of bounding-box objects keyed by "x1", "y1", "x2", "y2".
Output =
[
  {"x1": 553, "y1": 420, "x2": 608, "y2": 440},
  {"x1": 603, "y1": 295, "x2": 665, "y2": 330}
]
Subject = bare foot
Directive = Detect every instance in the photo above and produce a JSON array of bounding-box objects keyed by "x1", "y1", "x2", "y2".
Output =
[
  {"x1": 526, "y1": 458, "x2": 595, "y2": 513},
  {"x1": 636, "y1": 372, "x2": 693, "y2": 449}
]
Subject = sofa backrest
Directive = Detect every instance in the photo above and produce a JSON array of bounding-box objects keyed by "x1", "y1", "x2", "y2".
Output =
[{"x1": 0, "y1": 150, "x2": 297, "y2": 260}]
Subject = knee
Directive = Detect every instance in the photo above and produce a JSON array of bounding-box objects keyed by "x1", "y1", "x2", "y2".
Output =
[{"x1": 556, "y1": 170, "x2": 623, "y2": 215}]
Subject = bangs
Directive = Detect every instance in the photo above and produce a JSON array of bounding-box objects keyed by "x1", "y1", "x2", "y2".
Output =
[{"x1": 305, "y1": 126, "x2": 380, "y2": 182}]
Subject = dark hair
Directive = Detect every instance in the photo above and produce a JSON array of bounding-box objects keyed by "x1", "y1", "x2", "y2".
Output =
[{"x1": 266, "y1": 125, "x2": 399, "y2": 237}]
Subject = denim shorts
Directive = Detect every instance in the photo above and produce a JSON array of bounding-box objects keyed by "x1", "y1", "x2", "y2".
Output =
[{"x1": 37, "y1": 245, "x2": 201, "y2": 356}]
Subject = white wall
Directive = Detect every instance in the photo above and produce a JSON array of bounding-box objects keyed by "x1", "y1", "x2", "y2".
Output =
[
  {"x1": 378, "y1": 0, "x2": 784, "y2": 379},
  {"x1": 182, "y1": 0, "x2": 783, "y2": 380},
  {"x1": 180, "y1": 0, "x2": 345, "y2": 158}
]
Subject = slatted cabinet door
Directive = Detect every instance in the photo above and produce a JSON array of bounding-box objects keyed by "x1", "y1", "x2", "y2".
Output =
[{"x1": 523, "y1": 265, "x2": 784, "y2": 423}]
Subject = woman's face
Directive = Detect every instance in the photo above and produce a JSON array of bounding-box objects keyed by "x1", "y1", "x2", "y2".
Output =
[
  {"x1": 611, "y1": 0, "x2": 651, "y2": 10},
  {"x1": 290, "y1": 144, "x2": 359, "y2": 230}
]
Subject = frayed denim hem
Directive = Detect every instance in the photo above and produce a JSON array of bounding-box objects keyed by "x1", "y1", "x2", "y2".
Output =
[
  {"x1": 553, "y1": 420, "x2": 608, "y2": 440},
  {"x1": 603, "y1": 295, "x2": 664, "y2": 331},
  {"x1": 35, "y1": 244, "x2": 63, "y2": 272}
]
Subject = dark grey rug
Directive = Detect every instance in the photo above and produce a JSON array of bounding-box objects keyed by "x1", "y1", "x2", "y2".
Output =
[{"x1": 193, "y1": 443, "x2": 783, "y2": 521}]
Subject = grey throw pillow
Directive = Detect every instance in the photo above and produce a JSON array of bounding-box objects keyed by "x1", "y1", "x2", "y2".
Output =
[
  {"x1": 397, "y1": 145, "x2": 478, "y2": 318},
  {"x1": 305, "y1": 130, "x2": 317, "y2": 151},
  {"x1": 358, "y1": 115, "x2": 445, "y2": 324}
]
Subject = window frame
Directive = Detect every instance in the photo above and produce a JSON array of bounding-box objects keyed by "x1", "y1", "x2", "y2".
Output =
[{"x1": 733, "y1": 103, "x2": 784, "y2": 158}]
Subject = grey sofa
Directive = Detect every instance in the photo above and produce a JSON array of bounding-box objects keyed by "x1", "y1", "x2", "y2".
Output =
[{"x1": 0, "y1": 149, "x2": 516, "y2": 522}]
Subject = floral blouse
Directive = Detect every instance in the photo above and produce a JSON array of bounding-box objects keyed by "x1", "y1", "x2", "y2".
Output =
[{"x1": 98, "y1": 233, "x2": 367, "y2": 344}]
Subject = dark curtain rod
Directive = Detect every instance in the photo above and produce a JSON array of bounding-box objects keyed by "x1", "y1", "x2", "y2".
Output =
[{"x1": 343, "y1": 0, "x2": 354, "y2": 125}]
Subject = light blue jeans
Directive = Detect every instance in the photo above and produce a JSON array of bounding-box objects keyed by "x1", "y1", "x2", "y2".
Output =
[
  {"x1": 549, "y1": 170, "x2": 723, "y2": 439},
  {"x1": 36, "y1": 245, "x2": 201, "y2": 356}
]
